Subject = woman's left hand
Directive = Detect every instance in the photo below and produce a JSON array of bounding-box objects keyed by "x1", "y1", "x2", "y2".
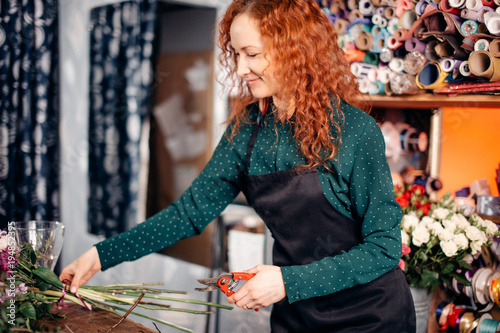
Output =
[{"x1": 227, "y1": 264, "x2": 286, "y2": 310}]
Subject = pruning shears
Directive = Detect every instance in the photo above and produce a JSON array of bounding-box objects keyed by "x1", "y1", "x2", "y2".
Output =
[{"x1": 195, "y1": 272, "x2": 258, "y2": 311}]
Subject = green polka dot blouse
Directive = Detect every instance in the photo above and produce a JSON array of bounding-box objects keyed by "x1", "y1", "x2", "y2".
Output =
[{"x1": 95, "y1": 100, "x2": 403, "y2": 304}]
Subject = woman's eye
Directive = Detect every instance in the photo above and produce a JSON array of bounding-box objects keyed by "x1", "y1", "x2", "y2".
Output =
[{"x1": 247, "y1": 54, "x2": 257, "y2": 58}]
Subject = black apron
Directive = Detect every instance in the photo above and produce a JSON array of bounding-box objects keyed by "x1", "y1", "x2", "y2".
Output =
[{"x1": 241, "y1": 120, "x2": 416, "y2": 333}]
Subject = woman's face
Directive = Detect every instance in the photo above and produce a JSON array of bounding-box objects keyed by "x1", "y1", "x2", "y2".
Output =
[{"x1": 230, "y1": 13, "x2": 280, "y2": 100}]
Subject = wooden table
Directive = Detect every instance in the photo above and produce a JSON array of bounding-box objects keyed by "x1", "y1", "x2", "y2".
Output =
[{"x1": 37, "y1": 304, "x2": 158, "y2": 333}]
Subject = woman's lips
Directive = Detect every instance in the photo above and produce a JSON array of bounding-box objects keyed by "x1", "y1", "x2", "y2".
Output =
[{"x1": 247, "y1": 78, "x2": 260, "y2": 86}]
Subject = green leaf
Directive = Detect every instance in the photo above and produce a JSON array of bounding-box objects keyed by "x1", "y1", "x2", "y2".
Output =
[
  {"x1": 20, "y1": 302, "x2": 37, "y2": 319},
  {"x1": 36, "y1": 279, "x2": 52, "y2": 291},
  {"x1": 33, "y1": 267, "x2": 63, "y2": 289},
  {"x1": 458, "y1": 260, "x2": 473, "y2": 270},
  {"x1": 442, "y1": 262, "x2": 455, "y2": 274},
  {"x1": 449, "y1": 272, "x2": 471, "y2": 286}
]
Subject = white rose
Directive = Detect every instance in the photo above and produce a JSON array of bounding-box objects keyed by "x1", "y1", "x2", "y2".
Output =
[
  {"x1": 463, "y1": 254, "x2": 474, "y2": 264},
  {"x1": 482, "y1": 219, "x2": 498, "y2": 236},
  {"x1": 0, "y1": 236, "x2": 8, "y2": 251},
  {"x1": 402, "y1": 214, "x2": 420, "y2": 233},
  {"x1": 432, "y1": 208, "x2": 451, "y2": 220},
  {"x1": 466, "y1": 225, "x2": 483, "y2": 241},
  {"x1": 429, "y1": 221, "x2": 444, "y2": 236},
  {"x1": 438, "y1": 228, "x2": 453, "y2": 242},
  {"x1": 442, "y1": 218, "x2": 457, "y2": 233},
  {"x1": 451, "y1": 214, "x2": 470, "y2": 231},
  {"x1": 470, "y1": 240, "x2": 483, "y2": 255},
  {"x1": 412, "y1": 224, "x2": 430, "y2": 247},
  {"x1": 440, "y1": 240, "x2": 458, "y2": 257},
  {"x1": 401, "y1": 230, "x2": 410, "y2": 246},
  {"x1": 452, "y1": 233, "x2": 469, "y2": 250},
  {"x1": 421, "y1": 216, "x2": 435, "y2": 228}
]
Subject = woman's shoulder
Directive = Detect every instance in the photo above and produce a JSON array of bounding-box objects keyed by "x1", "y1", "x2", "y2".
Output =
[{"x1": 335, "y1": 99, "x2": 378, "y2": 133}]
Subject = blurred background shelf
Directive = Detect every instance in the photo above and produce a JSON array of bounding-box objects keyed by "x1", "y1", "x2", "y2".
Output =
[{"x1": 360, "y1": 94, "x2": 500, "y2": 109}]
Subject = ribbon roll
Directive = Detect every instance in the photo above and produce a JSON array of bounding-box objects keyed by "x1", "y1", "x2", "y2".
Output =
[
  {"x1": 474, "y1": 38, "x2": 490, "y2": 51},
  {"x1": 461, "y1": 8, "x2": 479, "y2": 20},
  {"x1": 359, "y1": 0, "x2": 375, "y2": 16},
  {"x1": 375, "y1": 7, "x2": 385, "y2": 16},
  {"x1": 484, "y1": 12, "x2": 500, "y2": 35},
  {"x1": 405, "y1": 37, "x2": 427, "y2": 53},
  {"x1": 355, "y1": 31, "x2": 374, "y2": 51},
  {"x1": 481, "y1": 0, "x2": 495, "y2": 5},
  {"x1": 363, "y1": 52, "x2": 380, "y2": 65},
  {"x1": 489, "y1": 39, "x2": 500, "y2": 57},
  {"x1": 478, "y1": 6, "x2": 494, "y2": 23},
  {"x1": 404, "y1": 51, "x2": 427, "y2": 75},
  {"x1": 347, "y1": 0, "x2": 358, "y2": 10},
  {"x1": 371, "y1": 25, "x2": 382, "y2": 36},
  {"x1": 372, "y1": 32, "x2": 389, "y2": 53},
  {"x1": 385, "y1": 6, "x2": 396, "y2": 19},
  {"x1": 459, "y1": 60, "x2": 474, "y2": 76},
  {"x1": 466, "y1": 0, "x2": 484, "y2": 10},
  {"x1": 479, "y1": 318, "x2": 500, "y2": 333},
  {"x1": 416, "y1": 61, "x2": 450, "y2": 89},
  {"x1": 440, "y1": 57, "x2": 463, "y2": 71},
  {"x1": 389, "y1": 57, "x2": 405, "y2": 72},
  {"x1": 461, "y1": 19, "x2": 479, "y2": 35},
  {"x1": 348, "y1": 22, "x2": 370, "y2": 41},
  {"x1": 439, "y1": 0, "x2": 461, "y2": 14},
  {"x1": 400, "y1": 10, "x2": 418, "y2": 30},
  {"x1": 468, "y1": 50, "x2": 500, "y2": 81},
  {"x1": 448, "y1": 0, "x2": 467, "y2": 8}
]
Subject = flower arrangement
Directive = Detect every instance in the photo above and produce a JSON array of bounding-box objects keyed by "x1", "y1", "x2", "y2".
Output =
[
  {"x1": 0, "y1": 230, "x2": 231, "y2": 333},
  {"x1": 395, "y1": 185, "x2": 500, "y2": 291}
]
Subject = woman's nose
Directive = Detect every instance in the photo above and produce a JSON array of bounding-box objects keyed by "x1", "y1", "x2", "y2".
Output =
[{"x1": 236, "y1": 57, "x2": 250, "y2": 77}]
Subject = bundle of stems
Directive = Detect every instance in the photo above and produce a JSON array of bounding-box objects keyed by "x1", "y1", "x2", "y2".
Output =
[{"x1": 13, "y1": 244, "x2": 232, "y2": 333}]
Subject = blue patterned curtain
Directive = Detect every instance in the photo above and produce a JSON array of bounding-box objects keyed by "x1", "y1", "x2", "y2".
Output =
[
  {"x1": 88, "y1": 0, "x2": 158, "y2": 237},
  {"x1": 0, "y1": 0, "x2": 60, "y2": 229}
]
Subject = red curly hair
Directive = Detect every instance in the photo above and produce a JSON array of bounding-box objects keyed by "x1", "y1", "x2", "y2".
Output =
[{"x1": 217, "y1": 0, "x2": 370, "y2": 168}]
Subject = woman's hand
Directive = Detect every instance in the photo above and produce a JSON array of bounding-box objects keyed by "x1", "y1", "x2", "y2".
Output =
[
  {"x1": 59, "y1": 246, "x2": 102, "y2": 293},
  {"x1": 227, "y1": 264, "x2": 286, "y2": 310}
]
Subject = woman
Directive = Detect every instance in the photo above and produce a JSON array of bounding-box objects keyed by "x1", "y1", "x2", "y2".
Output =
[{"x1": 61, "y1": 0, "x2": 416, "y2": 331}]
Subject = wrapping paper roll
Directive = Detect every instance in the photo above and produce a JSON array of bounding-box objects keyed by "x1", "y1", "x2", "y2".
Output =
[
  {"x1": 377, "y1": 65, "x2": 393, "y2": 83},
  {"x1": 380, "y1": 48, "x2": 394, "y2": 62},
  {"x1": 461, "y1": 8, "x2": 479, "y2": 20},
  {"x1": 477, "y1": 6, "x2": 494, "y2": 23},
  {"x1": 372, "y1": 31, "x2": 390, "y2": 52},
  {"x1": 368, "y1": 80, "x2": 385, "y2": 94},
  {"x1": 401, "y1": 10, "x2": 418, "y2": 29},
  {"x1": 449, "y1": 0, "x2": 467, "y2": 8},
  {"x1": 440, "y1": 57, "x2": 463, "y2": 71},
  {"x1": 390, "y1": 72, "x2": 420, "y2": 94},
  {"x1": 387, "y1": 17, "x2": 402, "y2": 34},
  {"x1": 474, "y1": 38, "x2": 490, "y2": 50},
  {"x1": 425, "y1": 40, "x2": 441, "y2": 61},
  {"x1": 385, "y1": 6, "x2": 396, "y2": 18},
  {"x1": 439, "y1": 0, "x2": 461, "y2": 14},
  {"x1": 466, "y1": 0, "x2": 484, "y2": 10},
  {"x1": 347, "y1": 0, "x2": 359, "y2": 10},
  {"x1": 404, "y1": 51, "x2": 427, "y2": 74},
  {"x1": 416, "y1": 0, "x2": 430, "y2": 15},
  {"x1": 355, "y1": 31, "x2": 374, "y2": 50},
  {"x1": 468, "y1": 50, "x2": 500, "y2": 80},
  {"x1": 389, "y1": 57, "x2": 405, "y2": 72},
  {"x1": 375, "y1": 7, "x2": 385, "y2": 16},
  {"x1": 459, "y1": 60, "x2": 474, "y2": 76},
  {"x1": 359, "y1": 0, "x2": 375, "y2": 15},
  {"x1": 333, "y1": 18, "x2": 349, "y2": 34},
  {"x1": 358, "y1": 78, "x2": 371, "y2": 93},
  {"x1": 393, "y1": 28, "x2": 409, "y2": 41},
  {"x1": 387, "y1": 35, "x2": 403, "y2": 49},
  {"x1": 481, "y1": 0, "x2": 495, "y2": 5},
  {"x1": 484, "y1": 12, "x2": 500, "y2": 35},
  {"x1": 351, "y1": 62, "x2": 379, "y2": 81},
  {"x1": 363, "y1": 51, "x2": 380, "y2": 64},
  {"x1": 489, "y1": 38, "x2": 500, "y2": 56},
  {"x1": 348, "y1": 9, "x2": 364, "y2": 21},
  {"x1": 344, "y1": 48, "x2": 366, "y2": 62},
  {"x1": 461, "y1": 20, "x2": 479, "y2": 35},
  {"x1": 416, "y1": 61, "x2": 450, "y2": 89},
  {"x1": 405, "y1": 37, "x2": 427, "y2": 53}
]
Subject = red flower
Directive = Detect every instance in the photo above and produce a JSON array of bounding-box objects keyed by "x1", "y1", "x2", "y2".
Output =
[
  {"x1": 396, "y1": 195, "x2": 409, "y2": 208},
  {"x1": 420, "y1": 203, "x2": 431, "y2": 216}
]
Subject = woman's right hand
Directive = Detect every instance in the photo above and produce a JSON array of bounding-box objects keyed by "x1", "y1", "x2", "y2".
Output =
[{"x1": 59, "y1": 246, "x2": 102, "y2": 293}]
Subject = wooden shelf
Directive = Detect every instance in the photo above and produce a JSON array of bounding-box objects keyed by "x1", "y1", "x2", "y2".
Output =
[{"x1": 360, "y1": 93, "x2": 500, "y2": 109}]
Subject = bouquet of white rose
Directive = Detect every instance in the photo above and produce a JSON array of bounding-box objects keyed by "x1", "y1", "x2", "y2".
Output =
[{"x1": 396, "y1": 186, "x2": 500, "y2": 291}]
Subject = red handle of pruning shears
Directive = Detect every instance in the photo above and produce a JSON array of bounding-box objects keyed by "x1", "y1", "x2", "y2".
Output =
[{"x1": 218, "y1": 272, "x2": 258, "y2": 311}]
